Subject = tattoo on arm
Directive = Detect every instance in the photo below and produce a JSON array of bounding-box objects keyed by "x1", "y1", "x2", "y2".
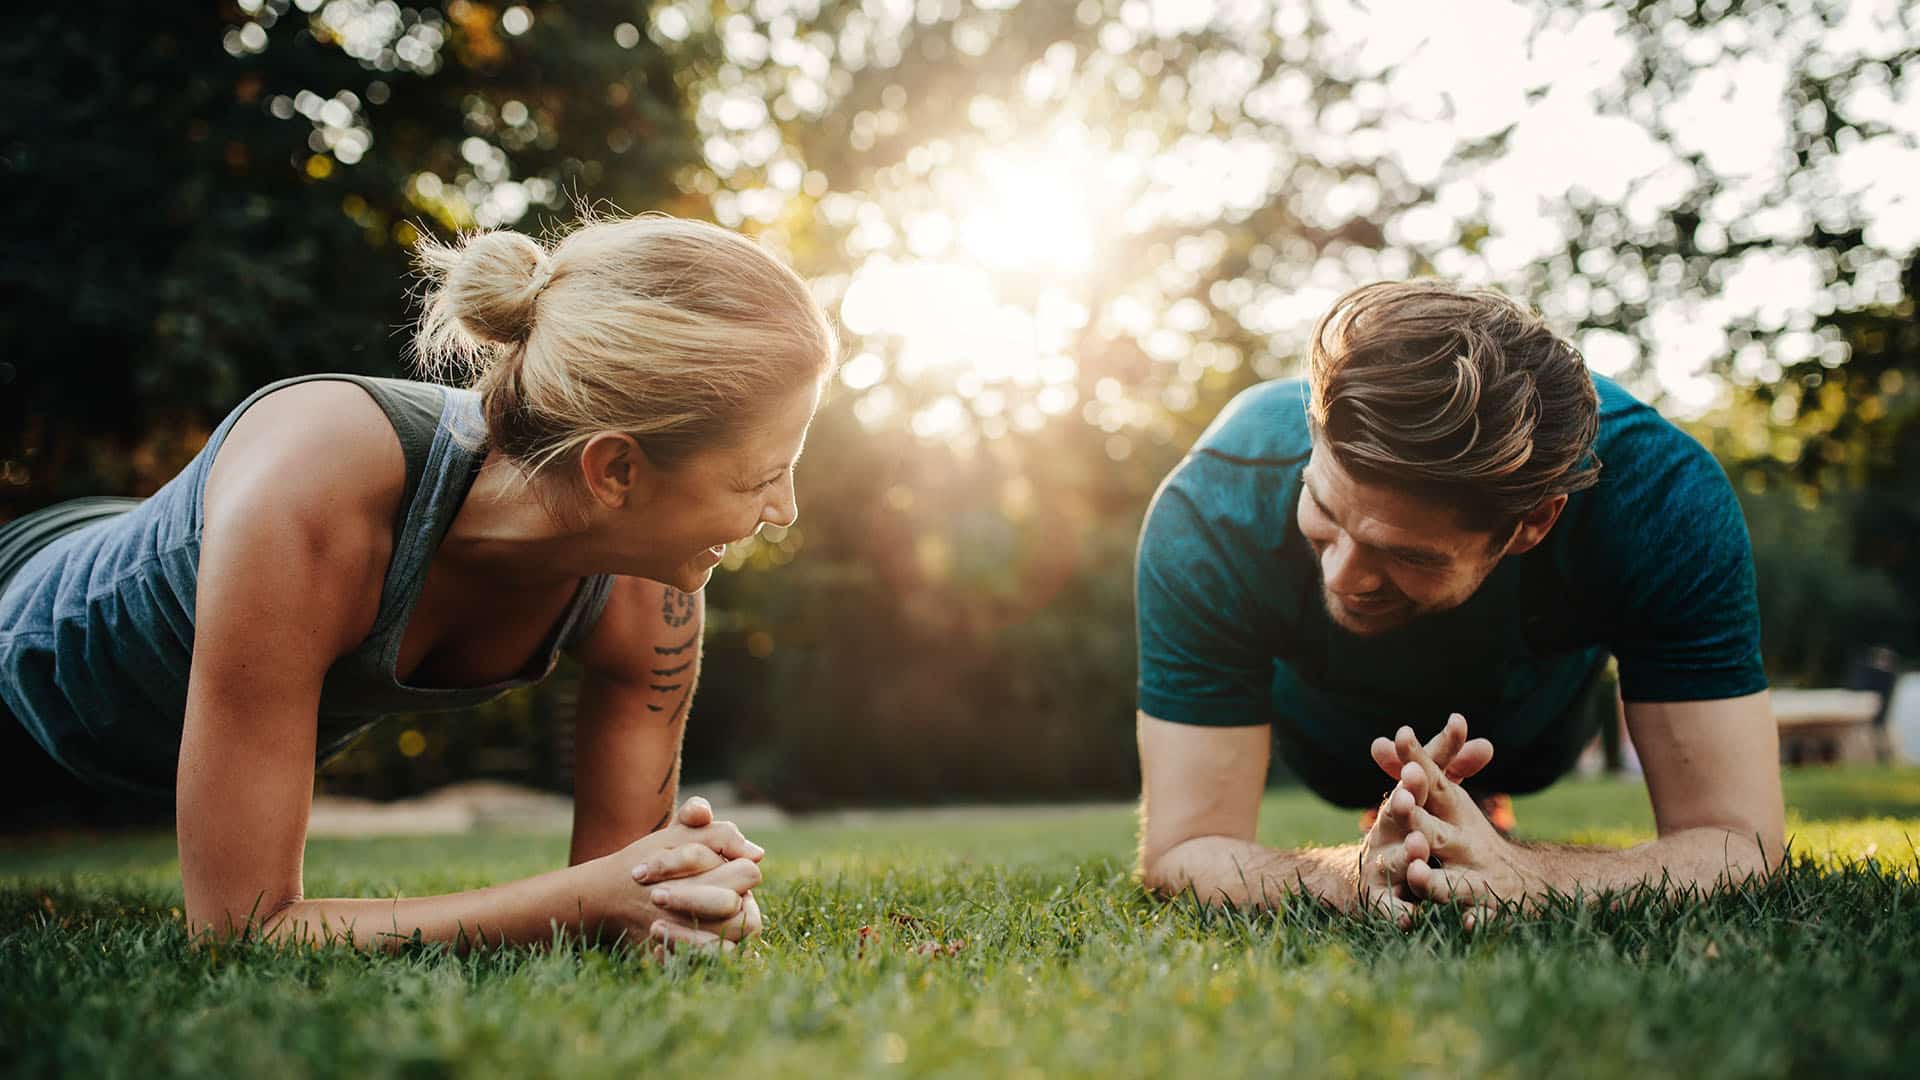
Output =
[
  {"x1": 656, "y1": 688, "x2": 692, "y2": 794},
  {"x1": 647, "y1": 589, "x2": 700, "y2": 819},
  {"x1": 654, "y1": 631, "x2": 698, "y2": 656},
  {"x1": 661, "y1": 587, "x2": 696, "y2": 628},
  {"x1": 651, "y1": 810, "x2": 671, "y2": 832}
]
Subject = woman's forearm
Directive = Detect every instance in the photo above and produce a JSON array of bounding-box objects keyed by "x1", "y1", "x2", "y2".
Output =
[{"x1": 252, "y1": 859, "x2": 615, "y2": 951}]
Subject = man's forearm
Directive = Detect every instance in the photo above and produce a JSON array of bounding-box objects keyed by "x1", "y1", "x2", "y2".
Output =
[
  {"x1": 1143, "y1": 836, "x2": 1361, "y2": 910},
  {"x1": 1506, "y1": 826, "x2": 1778, "y2": 902}
]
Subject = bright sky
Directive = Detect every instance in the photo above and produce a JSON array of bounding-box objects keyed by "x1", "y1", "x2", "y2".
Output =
[
  {"x1": 283, "y1": 0, "x2": 1916, "y2": 431},
  {"x1": 725, "y1": 0, "x2": 1917, "y2": 436},
  {"x1": 569, "y1": 0, "x2": 1920, "y2": 437}
]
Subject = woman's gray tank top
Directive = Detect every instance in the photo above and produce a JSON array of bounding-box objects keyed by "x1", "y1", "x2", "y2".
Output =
[{"x1": 0, "y1": 374, "x2": 613, "y2": 800}]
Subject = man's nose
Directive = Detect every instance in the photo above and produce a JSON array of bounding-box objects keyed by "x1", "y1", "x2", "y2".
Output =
[{"x1": 1321, "y1": 534, "x2": 1382, "y2": 595}]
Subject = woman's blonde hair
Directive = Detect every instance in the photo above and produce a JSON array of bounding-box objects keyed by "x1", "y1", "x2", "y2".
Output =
[{"x1": 411, "y1": 213, "x2": 838, "y2": 481}]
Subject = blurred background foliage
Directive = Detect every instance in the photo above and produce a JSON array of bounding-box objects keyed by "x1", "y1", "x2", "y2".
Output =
[{"x1": 2, "y1": 0, "x2": 1914, "y2": 805}]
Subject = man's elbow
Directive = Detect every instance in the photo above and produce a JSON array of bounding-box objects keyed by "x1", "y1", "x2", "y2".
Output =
[
  {"x1": 1697, "y1": 818, "x2": 1786, "y2": 877},
  {"x1": 1136, "y1": 842, "x2": 1189, "y2": 898}
]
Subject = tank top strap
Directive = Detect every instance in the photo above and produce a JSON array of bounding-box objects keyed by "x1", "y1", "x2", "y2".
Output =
[{"x1": 364, "y1": 384, "x2": 489, "y2": 644}]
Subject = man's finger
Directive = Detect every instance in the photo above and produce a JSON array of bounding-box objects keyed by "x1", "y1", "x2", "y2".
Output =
[
  {"x1": 1359, "y1": 882, "x2": 1418, "y2": 927},
  {"x1": 1397, "y1": 762, "x2": 1430, "y2": 809},
  {"x1": 1372, "y1": 839, "x2": 1413, "y2": 885},
  {"x1": 1396, "y1": 727, "x2": 1462, "y2": 813},
  {"x1": 1371, "y1": 736, "x2": 1403, "y2": 781},
  {"x1": 1446, "y1": 738, "x2": 1495, "y2": 783},
  {"x1": 1401, "y1": 805, "x2": 1459, "y2": 858},
  {"x1": 1461, "y1": 903, "x2": 1501, "y2": 934},
  {"x1": 1404, "y1": 829, "x2": 1431, "y2": 867},
  {"x1": 650, "y1": 883, "x2": 749, "y2": 921},
  {"x1": 1425, "y1": 713, "x2": 1468, "y2": 771},
  {"x1": 632, "y1": 843, "x2": 727, "y2": 885},
  {"x1": 1407, "y1": 860, "x2": 1487, "y2": 906}
]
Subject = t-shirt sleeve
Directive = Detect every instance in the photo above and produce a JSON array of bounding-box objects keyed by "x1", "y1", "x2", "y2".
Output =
[
  {"x1": 1134, "y1": 456, "x2": 1280, "y2": 727},
  {"x1": 1604, "y1": 430, "x2": 1767, "y2": 703}
]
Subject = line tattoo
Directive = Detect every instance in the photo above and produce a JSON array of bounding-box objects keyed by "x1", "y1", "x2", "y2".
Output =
[
  {"x1": 651, "y1": 659, "x2": 692, "y2": 677},
  {"x1": 655, "y1": 689, "x2": 692, "y2": 794},
  {"x1": 651, "y1": 810, "x2": 671, "y2": 832},
  {"x1": 654, "y1": 630, "x2": 699, "y2": 656},
  {"x1": 649, "y1": 682, "x2": 683, "y2": 693}
]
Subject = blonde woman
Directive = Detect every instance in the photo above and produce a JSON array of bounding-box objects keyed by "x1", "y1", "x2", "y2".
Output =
[{"x1": 0, "y1": 215, "x2": 837, "y2": 951}]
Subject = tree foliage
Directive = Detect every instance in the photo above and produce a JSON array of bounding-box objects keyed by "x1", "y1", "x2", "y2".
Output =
[{"x1": 5, "y1": 1, "x2": 1916, "y2": 803}]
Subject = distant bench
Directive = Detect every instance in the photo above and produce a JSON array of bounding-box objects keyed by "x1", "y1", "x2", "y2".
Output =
[{"x1": 1772, "y1": 689, "x2": 1883, "y2": 765}]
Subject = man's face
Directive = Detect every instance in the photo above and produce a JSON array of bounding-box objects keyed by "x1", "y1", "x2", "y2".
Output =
[{"x1": 1295, "y1": 442, "x2": 1513, "y2": 637}]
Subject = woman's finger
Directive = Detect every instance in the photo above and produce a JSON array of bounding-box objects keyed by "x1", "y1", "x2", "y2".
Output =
[
  {"x1": 650, "y1": 883, "x2": 748, "y2": 921},
  {"x1": 694, "y1": 856, "x2": 764, "y2": 894},
  {"x1": 632, "y1": 843, "x2": 727, "y2": 885},
  {"x1": 684, "y1": 820, "x2": 766, "y2": 862},
  {"x1": 676, "y1": 796, "x2": 714, "y2": 829},
  {"x1": 649, "y1": 919, "x2": 730, "y2": 953}
]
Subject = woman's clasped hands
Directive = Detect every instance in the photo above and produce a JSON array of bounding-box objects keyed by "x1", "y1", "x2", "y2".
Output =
[{"x1": 596, "y1": 795, "x2": 766, "y2": 958}]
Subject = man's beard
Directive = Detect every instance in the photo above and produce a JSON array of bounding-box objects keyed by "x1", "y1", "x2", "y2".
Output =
[
  {"x1": 1319, "y1": 579, "x2": 1483, "y2": 637},
  {"x1": 1320, "y1": 587, "x2": 1423, "y2": 637}
]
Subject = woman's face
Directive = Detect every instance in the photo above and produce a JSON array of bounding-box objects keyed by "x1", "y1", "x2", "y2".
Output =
[{"x1": 629, "y1": 376, "x2": 824, "y2": 593}]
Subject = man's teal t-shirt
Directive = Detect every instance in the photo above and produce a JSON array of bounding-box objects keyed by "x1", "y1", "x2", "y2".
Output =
[{"x1": 1135, "y1": 374, "x2": 1765, "y2": 795}]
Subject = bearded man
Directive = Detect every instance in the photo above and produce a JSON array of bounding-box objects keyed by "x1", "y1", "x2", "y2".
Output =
[{"x1": 1134, "y1": 281, "x2": 1783, "y2": 921}]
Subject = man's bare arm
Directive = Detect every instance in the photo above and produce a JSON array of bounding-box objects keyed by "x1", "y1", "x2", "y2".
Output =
[
  {"x1": 1137, "y1": 712, "x2": 1365, "y2": 909},
  {"x1": 1393, "y1": 692, "x2": 1785, "y2": 907}
]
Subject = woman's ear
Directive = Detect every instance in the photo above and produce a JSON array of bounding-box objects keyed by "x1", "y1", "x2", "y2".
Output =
[{"x1": 577, "y1": 432, "x2": 655, "y2": 510}]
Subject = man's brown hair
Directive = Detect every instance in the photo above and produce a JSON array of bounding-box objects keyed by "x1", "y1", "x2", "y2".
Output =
[{"x1": 1306, "y1": 280, "x2": 1602, "y2": 532}]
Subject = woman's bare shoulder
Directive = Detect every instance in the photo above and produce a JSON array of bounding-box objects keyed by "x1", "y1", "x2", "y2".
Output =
[{"x1": 202, "y1": 380, "x2": 408, "y2": 534}]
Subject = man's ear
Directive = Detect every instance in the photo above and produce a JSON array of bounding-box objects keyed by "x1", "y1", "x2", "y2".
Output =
[
  {"x1": 577, "y1": 432, "x2": 654, "y2": 510},
  {"x1": 1502, "y1": 493, "x2": 1567, "y2": 556}
]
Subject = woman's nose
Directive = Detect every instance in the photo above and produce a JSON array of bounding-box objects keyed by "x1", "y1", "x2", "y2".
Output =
[{"x1": 762, "y1": 475, "x2": 799, "y2": 529}]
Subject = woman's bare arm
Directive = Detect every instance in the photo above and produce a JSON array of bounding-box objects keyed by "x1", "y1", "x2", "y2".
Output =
[
  {"x1": 567, "y1": 577, "x2": 705, "y2": 865},
  {"x1": 177, "y1": 384, "x2": 753, "y2": 949}
]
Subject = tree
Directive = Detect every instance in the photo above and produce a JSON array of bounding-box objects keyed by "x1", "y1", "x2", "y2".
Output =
[{"x1": 1, "y1": 0, "x2": 697, "y2": 510}]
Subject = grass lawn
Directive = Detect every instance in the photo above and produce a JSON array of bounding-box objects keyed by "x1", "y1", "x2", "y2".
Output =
[{"x1": 4, "y1": 768, "x2": 1919, "y2": 1078}]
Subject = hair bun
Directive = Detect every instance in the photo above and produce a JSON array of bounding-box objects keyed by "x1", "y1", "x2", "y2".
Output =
[
  {"x1": 410, "y1": 229, "x2": 553, "y2": 381},
  {"x1": 444, "y1": 230, "x2": 550, "y2": 346}
]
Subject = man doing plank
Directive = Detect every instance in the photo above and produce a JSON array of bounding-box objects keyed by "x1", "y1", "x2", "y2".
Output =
[{"x1": 1134, "y1": 281, "x2": 1783, "y2": 920}]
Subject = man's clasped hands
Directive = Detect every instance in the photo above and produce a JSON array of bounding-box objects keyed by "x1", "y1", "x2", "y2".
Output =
[
  {"x1": 614, "y1": 715, "x2": 1539, "y2": 956},
  {"x1": 1357, "y1": 713, "x2": 1545, "y2": 928}
]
